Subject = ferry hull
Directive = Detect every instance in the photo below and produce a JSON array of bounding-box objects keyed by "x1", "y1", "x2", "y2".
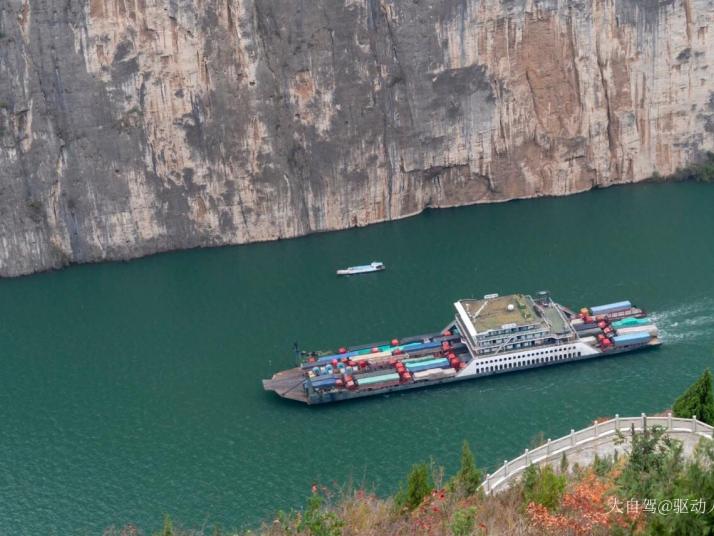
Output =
[{"x1": 264, "y1": 340, "x2": 661, "y2": 405}]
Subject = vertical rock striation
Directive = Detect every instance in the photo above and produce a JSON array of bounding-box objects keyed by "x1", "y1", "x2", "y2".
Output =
[{"x1": 0, "y1": 0, "x2": 712, "y2": 276}]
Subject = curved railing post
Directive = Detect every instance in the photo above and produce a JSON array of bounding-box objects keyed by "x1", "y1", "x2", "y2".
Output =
[
  {"x1": 615, "y1": 414, "x2": 620, "y2": 432},
  {"x1": 693, "y1": 416, "x2": 697, "y2": 433},
  {"x1": 504, "y1": 460, "x2": 509, "y2": 477},
  {"x1": 667, "y1": 412, "x2": 672, "y2": 430},
  {"x1": 546, "y1": 438, "x2": 551, "y2": 456},
  {"x1": 570, "y1": 429, "x2": 575, "y2": 447},
  {"x1": 594, "y1": 419, "x2": 599, "y2": 437},
  {"x1": 642, "y1": 412, "x2": 647, "y2": 430},
  {"x1": 525, "y1": 448, "x2": 529, "y2": 465}
]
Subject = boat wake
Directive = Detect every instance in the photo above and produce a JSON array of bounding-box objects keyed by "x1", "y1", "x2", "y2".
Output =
[{"x1": 650, "y1": 299, "x2": 714, "y2": 344}]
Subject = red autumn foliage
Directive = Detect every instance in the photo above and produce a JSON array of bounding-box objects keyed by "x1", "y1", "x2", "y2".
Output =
[
  {"x1": 527, "y1": 472, "x2": 644, "y2": 535},
  {"x1": 407, "y1": 487, "x2": 485, "y2": 535}
]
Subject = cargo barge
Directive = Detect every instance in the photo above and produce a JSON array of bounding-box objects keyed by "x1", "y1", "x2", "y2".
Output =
[{"x1": 263, "y1": 291, "x2": 661, "y2": 404}]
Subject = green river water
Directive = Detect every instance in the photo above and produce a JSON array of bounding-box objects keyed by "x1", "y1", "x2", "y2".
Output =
[{"x1": 1, "y1": 182, "x2": 713, "y2": 534}]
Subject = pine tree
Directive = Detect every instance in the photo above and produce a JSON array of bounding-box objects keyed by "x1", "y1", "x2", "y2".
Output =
[
  {"x1": 672, "y1": 369, "x2": 714, "y2": 425},
  {"x1": 154, "y1": 515, "x2": 174, "y2": 536},
  {"x1": 522, "y1": 464, "x2": 566, "y2": 510},
  {"x1": 448, "y1": 440, "x2": 483, "y2": 496},
  {"x1": 394, "y1": 463, "x2": 433, "y2": 511}
]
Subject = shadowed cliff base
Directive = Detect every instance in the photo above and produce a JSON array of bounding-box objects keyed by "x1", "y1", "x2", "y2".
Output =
[{"x1": 0, "y1": 170, "x2": 710, "y2": 279}]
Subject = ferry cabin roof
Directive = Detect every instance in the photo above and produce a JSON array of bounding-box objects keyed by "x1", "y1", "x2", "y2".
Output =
[
  {"x1": 456, "y1": 294, "x2": 538, "y2": 333},
  {"x1": 454, "y1": 293, "x2": 574, "y2": 356}
]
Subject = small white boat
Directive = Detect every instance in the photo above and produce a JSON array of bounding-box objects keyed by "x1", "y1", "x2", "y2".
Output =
[{"x1": 336, "y1": 261, "x2": 385, "y2": 276}]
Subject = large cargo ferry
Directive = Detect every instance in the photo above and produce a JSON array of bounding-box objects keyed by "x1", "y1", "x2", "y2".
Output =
[{"x1": 263, "y1": 291, "x2": 661, "y2": 404}]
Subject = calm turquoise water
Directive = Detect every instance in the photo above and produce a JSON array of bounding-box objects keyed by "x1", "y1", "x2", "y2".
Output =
[{"x1": 0, "y1": 182, "x2": 713, "y2": 534}]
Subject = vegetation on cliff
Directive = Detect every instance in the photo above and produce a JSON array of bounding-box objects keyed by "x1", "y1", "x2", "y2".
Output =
[
  {"x1": 652, "y1": 152, "x2": 714, "y2": 183},
  {"x1": 672, "y1": 369, "x2": 714, "y2": 425}
]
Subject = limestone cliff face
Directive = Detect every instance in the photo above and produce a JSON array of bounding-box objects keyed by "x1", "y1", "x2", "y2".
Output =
[{"x1": 0, "y1": 0, "x2": 712, "y2": 276}]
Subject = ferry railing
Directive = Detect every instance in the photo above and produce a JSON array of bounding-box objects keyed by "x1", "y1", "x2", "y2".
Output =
[{"x1": 481, "y1": 413, "x2": 714, "y2": 494}]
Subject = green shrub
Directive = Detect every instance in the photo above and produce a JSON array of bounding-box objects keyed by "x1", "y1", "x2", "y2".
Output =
[
  {"x1": 592, "y1": 453, "x2": 614, "y2": 477},
  {"x1": 559, "y1": 451, "x2": 568, "y2": 474},
  {"x1": 297, "y1": 493, "x2": 343, "y2": 536},
  {"x1": 652, "y1": 152, "x2": 714, "y2": 183},
  {"x1": 673, "y1": 369, "x2": 714, "y2": 425},
  {"x1": 625, "y1": 437, "x2": 714, "y2": 535},
  {"x1": 394, "y1": 463, "x2": 433, "y2": 511},
  {"x1": 450, "y1": 506, "x2": 477, "y2": 536},
  {"x1": 615, "y1": 425, "x2": 683, "y2": 500},
  {"x1": 448, "y1": 441, "x2": 482, "y2": 497},
  {"x1": 522, "y1": 464, "x2": 566, "y2": 510}
]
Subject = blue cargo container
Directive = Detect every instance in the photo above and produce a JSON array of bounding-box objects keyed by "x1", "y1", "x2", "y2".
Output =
[
  {"x1": 612, "y1": 332, "x2": 650, "y2": 346},
  {"x1": 590, "y1": 300, "x2": 632, "y2": 315},
  {"x1": 309, "y1": 376, "x2": 339, "y2": 388},
  {"x1": 405, "y1": 357, "x2": 446, "y2": 368},
  {"x1": 574, "y1": 322, "x2": 599, "y2": 331},
  {"x1": 405, "y1": 341, "x2": 442, "y2": 352}
]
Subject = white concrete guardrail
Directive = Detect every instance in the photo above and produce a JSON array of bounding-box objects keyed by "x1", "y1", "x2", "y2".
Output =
[{"x1": 482, "y1": 413, "x2": 714, "y2": 494}]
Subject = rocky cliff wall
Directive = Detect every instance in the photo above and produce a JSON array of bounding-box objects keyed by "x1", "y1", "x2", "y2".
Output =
[{"x1": 0, "y1": 0, "x2": 712, "y2": 276}]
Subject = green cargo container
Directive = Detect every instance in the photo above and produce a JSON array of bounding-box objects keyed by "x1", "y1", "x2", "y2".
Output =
[
  {"x1": 356, "y1": 344, "x2": 393, "y2": 356},
  {"x1": 403, "y1": 355, "x2": 437, "y2": 365},
  {"x1": 355, "y1": 373, "x2": 400, "y2": 386},
  {"x1": 612, "y1": 317, "x2": 650, "y2": 329}
]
